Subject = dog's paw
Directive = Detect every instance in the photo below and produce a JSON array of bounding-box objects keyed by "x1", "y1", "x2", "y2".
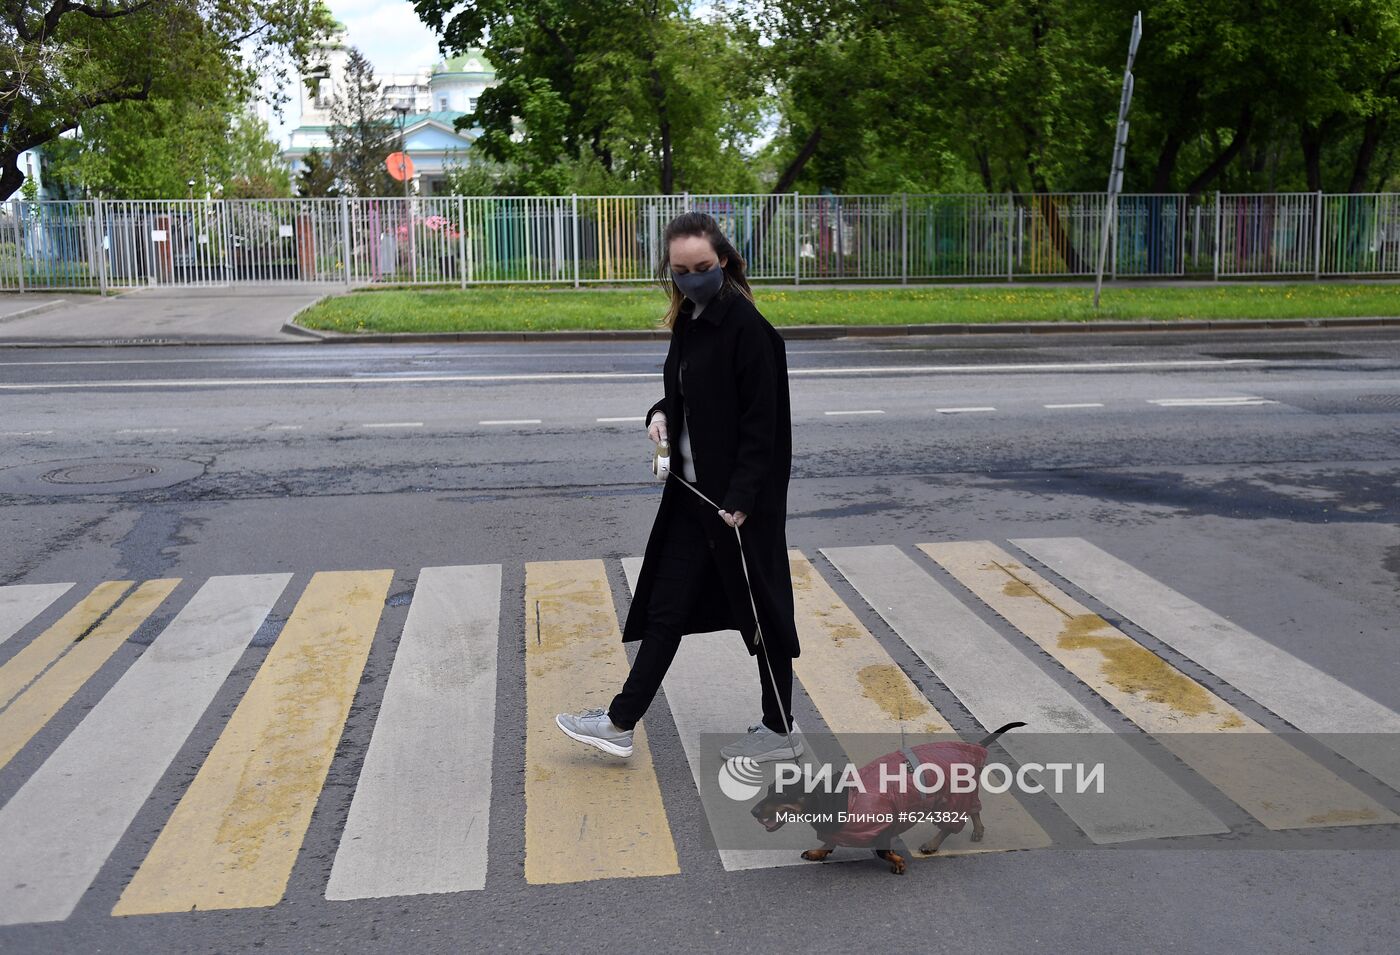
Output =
[
  {"x1": 970, "y1": 829, "x2": 985, "y2": 843},
  {"x1": 917, "y1": 840, "x2": 941, "y2": 854},
  {"x1": 801, "y1": 848, "x2": 832, "y2": 862},
  {"x1": 874, "y1": 849, "x2": 906, "y2": 875}
]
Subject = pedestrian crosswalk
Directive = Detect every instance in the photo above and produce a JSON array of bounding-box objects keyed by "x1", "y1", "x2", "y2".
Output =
[{"x1": 0, "y1": 536, "x2": 1396, "y2": 925}]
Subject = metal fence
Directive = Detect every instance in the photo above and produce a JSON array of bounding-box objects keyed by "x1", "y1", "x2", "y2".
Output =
[{"x1": 5, "y1": 191, "x2": 1400, "y2": 292}]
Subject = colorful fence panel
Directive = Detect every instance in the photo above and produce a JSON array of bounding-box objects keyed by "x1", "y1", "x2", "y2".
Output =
[{"x1": 4, "y1": 192, "x2": 1400, "y2": 292}]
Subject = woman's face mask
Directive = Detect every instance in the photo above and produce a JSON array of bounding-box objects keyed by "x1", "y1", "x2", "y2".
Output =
[{"x1": 671, "y1": 263, "x2": 724, "y2": 306}]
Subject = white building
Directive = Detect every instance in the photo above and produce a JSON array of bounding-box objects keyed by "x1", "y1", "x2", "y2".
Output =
[
  {"x1": 284, "y1": 27, "x2": 497, "y2": 196},
  {"x1": 12, "y1": 148, "x2": 49, "y2": 199}
]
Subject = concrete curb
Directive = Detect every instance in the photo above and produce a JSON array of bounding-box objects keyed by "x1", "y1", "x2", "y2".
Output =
[
  {"x1": 282, "y1": 314, "x2": 1400, "y2": 345},
  {"x1": 0, "y1": 298, "x2": 69, "y2": 326}
]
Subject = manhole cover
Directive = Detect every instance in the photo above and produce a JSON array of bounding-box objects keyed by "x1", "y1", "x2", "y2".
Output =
[
  {"x1": 0, "y1": 457, "x2": 204, "y2": 496},
  {"x1": 43, "y1": 462, "x2": 160, "y2": 485}
]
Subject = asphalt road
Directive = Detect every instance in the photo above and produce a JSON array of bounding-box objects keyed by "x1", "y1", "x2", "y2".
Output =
[{"x1": 0, "y1": 326, "x2": 1397, "y2": 953}]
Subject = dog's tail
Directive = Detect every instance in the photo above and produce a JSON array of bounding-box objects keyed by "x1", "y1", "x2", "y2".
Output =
[{"x1": 976, "y1": 721, "x2": 1026, "y2": 748}]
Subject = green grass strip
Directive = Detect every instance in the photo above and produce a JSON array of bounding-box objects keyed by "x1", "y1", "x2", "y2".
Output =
[{"x1": 295, "y1": 283, "x2": 1400, "y2": 334}]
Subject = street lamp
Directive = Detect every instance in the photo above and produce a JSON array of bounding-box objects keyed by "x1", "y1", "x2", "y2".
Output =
[
  {"x1": 392, "y1": 103, "x2": 414, "y2": 278},
  {"x1": 392, "y1": 104, "x2": 411, "y2": 201}
]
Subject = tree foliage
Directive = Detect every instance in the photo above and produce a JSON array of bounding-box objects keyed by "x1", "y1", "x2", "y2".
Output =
[
  {"x1": 1, "y1": 0, "x2": 336, "y2": 198},
  {"x1": 412, "y1": 0, "x2": 768, "y2": 194},
  {"x1": 296, "y1": 146, "x2": 339, "y2": 197},
  {"x1": 41, "y1": 86, "x2": 293, "y2": 199}
]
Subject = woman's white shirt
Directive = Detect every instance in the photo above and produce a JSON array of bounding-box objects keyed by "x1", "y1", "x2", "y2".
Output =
[{"x1": 675, "y1": 298, "x2": 706, "y2": 481}]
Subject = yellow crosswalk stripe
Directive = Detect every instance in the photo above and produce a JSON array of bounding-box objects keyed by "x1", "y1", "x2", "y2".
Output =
[
  {"x1": 0, "y1": 580, "x2": 131, "y2": 709},
  {"x1": 922, "y1": 541, "x2": 1398, "y2": 830},
  {"x1": 789, "y1": 551, "x2": 1051, "y2": 855},
  {"x1": 112, "y1": 570, "x2": 393, "y2": 916},
  {"x1": 0, "y1": 579, "x2": 179, "y2": 770},
  {"x1": 524, "y1": 560, "x2": 679, "y2": 884}
]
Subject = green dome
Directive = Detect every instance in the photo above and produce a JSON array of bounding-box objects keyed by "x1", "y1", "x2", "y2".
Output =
[{"x1": 434, "y1": 49, "x2": 496, "y2": 75}]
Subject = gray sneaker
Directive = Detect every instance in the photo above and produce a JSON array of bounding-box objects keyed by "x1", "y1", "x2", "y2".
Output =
[
  {"x1": 720, "y1": 721, "x2": 803, "y2": 762},
  {"x1": 556, "y1": 707, "x2": 634, "y2": 757}
]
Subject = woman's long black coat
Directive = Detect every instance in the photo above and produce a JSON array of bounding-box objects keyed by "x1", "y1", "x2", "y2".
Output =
[{"x1": 621, "y1": 285, "x2": 800, "y2": 658}]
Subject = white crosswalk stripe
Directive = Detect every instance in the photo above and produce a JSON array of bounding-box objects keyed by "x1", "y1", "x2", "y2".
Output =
[
  {"x1": 326, "y1": 565, "x2": 502, "y2": 900},
  {"x1": 0, "y1": 582, "x2": 74, "y2": 650}
]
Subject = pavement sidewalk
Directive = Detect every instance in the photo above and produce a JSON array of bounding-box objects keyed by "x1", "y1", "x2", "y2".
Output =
[{"x1": 0, "y1": 285, "x2": 341, "y2": 346}]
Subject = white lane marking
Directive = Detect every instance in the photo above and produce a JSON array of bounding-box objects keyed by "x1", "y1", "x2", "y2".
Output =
[
  {"x1": 268, "y1": 424, "x2": 303, "y2": 431},
  {"x1": 1009, "y1": 537, "x2": 1400, "y2": 792},
  {"x1": 821, "y1": 544, "x2": 1228, "y2": 844},
  {"x1": 362, "y1": 422, "x2": 424, "y2": 429},
  {"x1": 326, "y1": 565, "x2": 501, "y2": 900},
  {"x1": 479, "y1": 418, "x2": 542, "y2": 426},
  {"x1": 824, "y1": 409, "x2": 885, "y2": 416},
  {"x1": 620, "y1": 558, "x2": 855, "y2": 871},
  {"x1": 0, "y1": 574, "x2": 292, "y2": 926},
  {"x1": 0, "y1": 430, "x2": 55, "y2": 436},
  {"x1": 0, "y1": 359, "x2": 1268, "y2": 391},
  {"x1": 116, "y1": 428, "x2": 177, "y2": 434},
  {"x1": 596, "y1": 416, "x2": 646, "y2": 423},
  {"x1": 1044, "y1": 402, "x2": 1105, "y2": 409},
  {"x1": 935, "y1": 406, "x2": 996, "y2": 413},
  {"x1": 0, "y1": 583, "x2": 74, "y2": 650},
  {"x1": 1149, "y1": 396, "x2": 1276, "y2": 406}
]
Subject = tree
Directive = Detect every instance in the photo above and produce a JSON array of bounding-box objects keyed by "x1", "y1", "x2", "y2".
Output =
[
  {"x1": 41, "y1": 83, "x2": 293, "y2": 199},
  {"x1": 225, "y1": 113, "x2": 293, "y2": 198},
  {"x1": 1, "y1": 0, "x2": 336, "y2": 199},
  {"x1": 327, "y1": 47, "x2": 397, "y2": 197},
  {"x1": 297, "y1": 146, "x2": 339, "y2": 197},
  {"x1": 412, "y1": 0, "x2": 767, "y2": 194}
]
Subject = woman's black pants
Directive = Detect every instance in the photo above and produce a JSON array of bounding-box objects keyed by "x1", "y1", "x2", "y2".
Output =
[{"x1": 607, "y1": 491, "x2": 793, "y2": 734}]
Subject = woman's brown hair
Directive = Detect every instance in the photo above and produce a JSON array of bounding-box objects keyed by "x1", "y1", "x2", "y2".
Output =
[{"x1": 654, "y1": 212, "x2": 754, "y2": 329}]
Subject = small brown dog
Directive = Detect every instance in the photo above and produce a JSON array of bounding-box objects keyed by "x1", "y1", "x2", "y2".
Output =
[{"x1": 749, "y1": 722, "x2": 1024, "y2": 874}]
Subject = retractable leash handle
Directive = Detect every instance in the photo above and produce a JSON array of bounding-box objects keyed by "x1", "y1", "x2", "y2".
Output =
[{"x1": 664, "y1": 469, "x2": 797, "y2": 758}]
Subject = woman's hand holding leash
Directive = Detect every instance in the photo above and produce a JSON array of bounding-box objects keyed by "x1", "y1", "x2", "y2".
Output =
[
  {"x1": 718, "y1": 510, "x2": 746, "y2": 528},
  {"x1": 647, "y1": 412, "x2": 668, "y2": 444}
]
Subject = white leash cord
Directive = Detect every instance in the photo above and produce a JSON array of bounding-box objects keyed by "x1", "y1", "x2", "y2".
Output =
[{"x1": 664, "y1": 469, "x2": 797, "y2": 759}]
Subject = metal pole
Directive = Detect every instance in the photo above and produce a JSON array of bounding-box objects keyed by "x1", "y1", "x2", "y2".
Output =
[
  {"x1": 1110, "y1": 195, "x2": 1119, "y2": 280},
  {"x1": 96, "y1": 198, "x2": 108, "y2": 296},
  {"x1": 1213, "y1": 191, "x2": 1222, "y2": 281},
  {"x1": 793, "y1": 192, "x2": 801, "y2": 285},
  {"x1": 1313, "y1": 189, "x2": 1323, "y2": 279},
  {"x1": 458, "y1": 195, "x2": 468, "y2": 289},
  {"x1": 571, "y1": 193, "x2": 580, "y2": 288},
  {"x1": 13, "y1": 199, "x2": 25, "y2": 293},
  {"x1": 1193, "y1": 204, "x2": 1201, "y2": 267},
  {"x1": 221, "y1": 198, "x2": 235, "y2": 284},
  {"x1": 1095, "y1": 11, "x2": 1141, "y2": 307},
  {"x1": 397, "y1": 107, "x2": 414, "y2": 283},
  {"x1": 340, "y1": 195, "x2": 352, "y2": 286},
  {"x1": 900, "y1": 192, "x2": 908, "y2": 284},
  {"x1": 1006, "y1": 193, "x2": 1014, "y2": 282}
]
